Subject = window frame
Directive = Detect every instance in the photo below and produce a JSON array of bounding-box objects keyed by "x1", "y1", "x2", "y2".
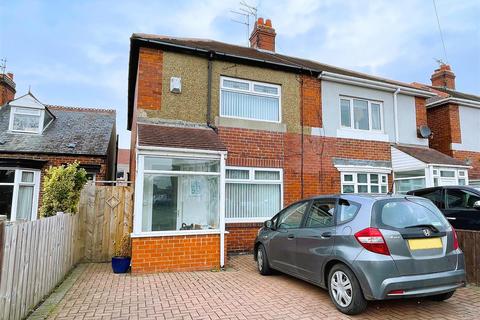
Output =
[
  {"x1": 225, "y1": 166, "x2": 283, "y2": 223},
  {"x1": 276, "y1": 200, "x2": 310, "y2": 230},
  {"x1": 341, "y1": 172, "x2": 389, "y2": 194},
  {"x1": 133, "y1": 152, "x2": 226, "y2": 237},
  {"x1": 339, "y1": 96, "x2": 384, "y2": 132},
  {"x1": 9, "y1": 106, "x2": 46, "y2": 134},
  {"x1": 0, "y1": 168, "x2": 40, "y2": 221},
  {"x1": 219, "y1": 76, "x2": 282, "y2": 123}
]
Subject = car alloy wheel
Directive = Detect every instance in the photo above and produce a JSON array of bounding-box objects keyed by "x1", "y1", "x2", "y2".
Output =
[
  {"x1": 330, "y1": 270, "x2": 353, "y2": 308},
  {"x1": 257, "y1": 249, "x2": 264, "y2": 272}
]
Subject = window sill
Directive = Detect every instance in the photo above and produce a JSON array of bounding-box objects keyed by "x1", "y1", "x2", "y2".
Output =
[
  {"x1": 336, "y1": 129, "x2": 389, "y2": 142},
  {"x1": 130, "y1": 229, "x2": 225, "y2": 238}
]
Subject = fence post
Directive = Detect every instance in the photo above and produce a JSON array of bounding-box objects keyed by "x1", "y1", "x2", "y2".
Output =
[{"x1": 0, "y1": 215, "x2": 6, "y2": 285}]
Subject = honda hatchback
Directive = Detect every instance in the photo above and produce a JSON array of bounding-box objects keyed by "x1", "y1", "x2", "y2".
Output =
[{"x1": 254, "y1": 195, "x2": 466, "y2": 315}]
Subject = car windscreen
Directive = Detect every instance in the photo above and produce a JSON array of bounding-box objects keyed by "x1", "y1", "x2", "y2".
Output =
[{"x1": 373, "y1": 198, "x2": 450, "y2": 231}]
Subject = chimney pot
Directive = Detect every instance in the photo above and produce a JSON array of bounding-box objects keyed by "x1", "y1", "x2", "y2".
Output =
[
  {"x1": 7, "y1": 73, "x2": 13, "y2": 80},
  {"x1": 265, "y1": 19, "x2": 272, "y2": 27},
  {"x1": 257, "y1": 17, "x2": 264, "y2": 25}
]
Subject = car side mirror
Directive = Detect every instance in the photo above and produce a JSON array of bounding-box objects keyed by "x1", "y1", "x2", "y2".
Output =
[
  {"x1": 473, "y1": 201, "x2": 480, "y2": 210},
  {"x1": 264, "y1": 220, "x2": 274, "y2": 229}
]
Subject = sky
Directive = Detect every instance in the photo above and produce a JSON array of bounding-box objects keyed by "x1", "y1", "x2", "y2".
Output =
[{"x1": 1, "y1": 0, "x2": 479, "y2": 148}]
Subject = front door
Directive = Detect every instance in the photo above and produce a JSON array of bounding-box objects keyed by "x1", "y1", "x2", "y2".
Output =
[
  {"x1": 444, "y1": 188, "x2": 480, "y2": 230},
  {"x1": 268, "y1": 201, "x2": 310, "y2": 275},
  {"x1": 295, "y1": 199, "x2": 336, "y2": 282}
]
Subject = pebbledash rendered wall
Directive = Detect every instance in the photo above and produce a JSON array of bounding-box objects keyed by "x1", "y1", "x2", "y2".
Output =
[{"x1": 130, "y1": 46, "x2": 428, "y2": 270}]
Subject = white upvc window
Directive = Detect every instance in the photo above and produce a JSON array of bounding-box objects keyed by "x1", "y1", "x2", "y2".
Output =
[
  {"x1": 225, "y1": 167, "x2": 283, "y2": 222},
  {"x1": 134, "y1": 152, "x2": 226, "y2": 237},
  {"x1": 432, "y1": 167, "x2": 468, "y2": 186},
  {"x1": 220, "y1": 76, "x2": 281, "y2": 123},
  {"x1": 340, "y1": 97, "x2": 383, "y2": 132},
  {"x1": 0, "y1": 168, "x2": 40, "y2": 221},
  {"x1": 9, "y1": 106, "x2": 54, "y2": 134},
  {"x1": 341, "y1": 172, "x2": 388, "y2": 194}
]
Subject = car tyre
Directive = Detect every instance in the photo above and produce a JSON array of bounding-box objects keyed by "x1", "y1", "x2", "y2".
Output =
[
  {"x1": 428, "y1": 290, "x2": 455, "y2": 301},
  {"x1": 256, "y1": 244, "x2": 272, "y2": 275},
  {"x1": 328, "y1": 264, "x2": 367, "y2": 315}
]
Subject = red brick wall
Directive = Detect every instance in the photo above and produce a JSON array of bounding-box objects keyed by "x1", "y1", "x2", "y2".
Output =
[
  {"x1": 137, "y1": 47, "x2": 163, "y2": 111},
  {"x1": 415, "y1": 97, "x2": 428, "y2": 128},
  {"x1": 218, "y1": 127, "x2": 284, "y2": 168},
  {"x1": 452, "y1": 150, "x2": 480, "y2": 180},
  {"x1": 427, "y1": 103, "x2": 461, "y2": 156},
  {"x1": 0, "y1": 152, "x2": 108, "y2": 214},
  {"x1": 131, "y1": 234, "x2": 221, "y2": 273},
  {"x1": 0, "y1": 74, "x2": 16, "y2": 106},
  {"x1": 284, "y1": 134, "x2": 391, "y2": 205},
  {"x1": 226, "y1": 223, "x2": 262, "y2": 253},
  {"x1": 301, "y1": 76, "x2": 322, "y2": 128}
]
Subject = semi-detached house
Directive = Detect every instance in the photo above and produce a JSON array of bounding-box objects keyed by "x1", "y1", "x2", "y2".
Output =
[{"x1": 127, "y1": 18, "x2": 470, "y2": 273}]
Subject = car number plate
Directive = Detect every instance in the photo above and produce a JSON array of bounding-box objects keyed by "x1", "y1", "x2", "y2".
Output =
[{"x1": 408, "y1": 238, "x2": 442, "y2": 250}]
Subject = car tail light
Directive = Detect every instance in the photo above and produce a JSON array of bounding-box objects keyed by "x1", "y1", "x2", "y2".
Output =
[
  {"x1": 354, "y1": 227, "x2": 390, "y2": 256},
  {"x1": 387, "y1": 289, "x2": 405, "y2": 296},
  {"x1": 452, "y1": 226, "x2": 459, "y2": 250}
]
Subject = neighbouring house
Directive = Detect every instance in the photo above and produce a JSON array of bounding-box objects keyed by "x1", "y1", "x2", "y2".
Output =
[
  {"x1": 412, "y1": 64, "x2": 480, "y2": 186},
  {"x1": 116, "y1": 148, "x2": 130, "y2": 181},
  {"x1": 0, "y1": 73, "x2": 117, "y2": 221},
  {"x1": 126, "y1": 18, "x2": 470, "y2": 273}
]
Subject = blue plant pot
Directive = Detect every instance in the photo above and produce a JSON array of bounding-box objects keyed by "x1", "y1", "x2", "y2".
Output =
[{"x1": 111, "y1": 256, "x2": 131, "y2": 273}]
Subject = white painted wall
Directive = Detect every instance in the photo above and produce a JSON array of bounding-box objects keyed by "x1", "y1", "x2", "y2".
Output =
[
  {"x1": 452, "y1": 105, "x2": 480, "y2": 152},
  {"x1": 321, "y1": 80, "x2": 429, "y2": 146}
]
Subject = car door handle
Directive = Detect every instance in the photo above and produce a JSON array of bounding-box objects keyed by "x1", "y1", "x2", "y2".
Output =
[
  {"x1": 287, "y1": 234, "x2": 295, "y2": 239},
  {"x1": 446, "y1": 217, "x2": 457, "y2": 220},
  {"x1": 321, "y1": 232, "x2": 332, "y2": 238}
]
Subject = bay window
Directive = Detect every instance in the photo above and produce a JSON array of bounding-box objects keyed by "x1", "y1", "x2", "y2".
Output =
[
  {"x1": 341, "y1": 172, "x2": 388, "y2": 194},
  {"x1": 340, "y1": 97, "x2": 383, "y2": 131},
  {"x1": 226, "y1": 167, "x2": 282, "y2": 222},
  {"x1": 0, "y1": 168, "x2": 40, "y2": 221},
  {"x1": 138, "y1": 156, "x2": 221, "y2": 233},
  {"x1": 394, "y1": 170, "x2": 426, "y2": 194},
  {"x1": 220, "y1": 76, "x2": 281, "y2": 122}
]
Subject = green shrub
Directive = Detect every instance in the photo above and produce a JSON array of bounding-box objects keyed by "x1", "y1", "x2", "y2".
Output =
[{"x1": 40, "y1": 162, "x2": 88, "y2": 217}]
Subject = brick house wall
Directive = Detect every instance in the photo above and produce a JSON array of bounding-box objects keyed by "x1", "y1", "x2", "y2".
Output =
[
  {"x1": 131, "y1": 234, "x2": 222, "y2": 273},
  {"x1": 427, "y1": 103, "x2": 461, "y2": 156}
]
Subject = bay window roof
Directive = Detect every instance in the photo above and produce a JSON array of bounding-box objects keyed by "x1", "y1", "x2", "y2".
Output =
[{"x1": 138, "y1": 123, "x2": 227, "y2": 151}]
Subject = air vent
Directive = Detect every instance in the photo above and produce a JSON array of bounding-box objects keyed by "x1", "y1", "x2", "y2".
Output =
[{"x1": 67, "y1": 143, "x2": 76, "y2": 149}]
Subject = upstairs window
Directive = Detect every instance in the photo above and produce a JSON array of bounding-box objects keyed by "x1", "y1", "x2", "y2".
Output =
[
  {"x1": 340, "y1": 97, "x2": 383, "y2": 131},
  {"x1": 9, "y1": 106, "x2": 54, "y2": 134},
  {"x1": 220, "y1": 76, "x2": 281, "y2": 122}
]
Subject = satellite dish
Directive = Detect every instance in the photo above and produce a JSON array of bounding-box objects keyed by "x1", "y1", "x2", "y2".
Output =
[{"x1": 418, "y1": 125, "x2": 432, "y2": 138}]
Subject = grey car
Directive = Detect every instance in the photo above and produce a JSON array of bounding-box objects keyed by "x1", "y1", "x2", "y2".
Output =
[{"x1": 254, "y1": 194, "x2": 466, "y2": 315}]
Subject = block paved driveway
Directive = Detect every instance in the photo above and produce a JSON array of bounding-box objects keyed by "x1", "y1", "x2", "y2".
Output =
[{"x1": 49, "y1": 255, "x2": 480, "y2": 320}]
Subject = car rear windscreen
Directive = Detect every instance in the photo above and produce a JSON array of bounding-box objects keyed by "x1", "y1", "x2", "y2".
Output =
[{"x1": 373, "y1": 198, "x2": 450, "y2": 230}]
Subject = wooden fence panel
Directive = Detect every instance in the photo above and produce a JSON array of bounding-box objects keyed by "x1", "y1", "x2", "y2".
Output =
[
  {"x1": 0, "y1": 214, "x2": 82, "y2": 320},
  {"x1": 457, "y1": 229, "x2": 480, "y2": 286},
  {"x1": 79, "y1": 185, "x2": 133, "y2": 262}
]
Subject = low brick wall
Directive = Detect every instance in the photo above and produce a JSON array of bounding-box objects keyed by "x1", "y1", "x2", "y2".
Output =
[
  {"x1": 226, "y1": 223, "x2": 263, "y2": 254},
  {"x1": 131, "y1": 234, "x2": 221, "y2": 273}
]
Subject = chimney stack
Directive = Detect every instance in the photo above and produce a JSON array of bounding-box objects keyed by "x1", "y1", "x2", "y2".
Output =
[
  {"x1": 249, "y1": 17, "x2": 276, "y2": 52},
  {"x1": 431, "y1": 64, "x2": 456, "y2": 90},
  {"x1": 0, "y1": 72, "x2": 16, "y2": 106}
]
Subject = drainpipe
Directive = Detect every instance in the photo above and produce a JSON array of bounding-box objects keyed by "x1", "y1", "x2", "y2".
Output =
[
  {"x1": 393, "y1": 88, "x2": 401, "y2": 144},
  {"x1": 207, "y1": 50, "x2": 217, "y2": 131}
]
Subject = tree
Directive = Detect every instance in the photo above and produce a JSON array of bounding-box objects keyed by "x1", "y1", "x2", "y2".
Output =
[{"x1": 40, "y1": 162, "x2": 88, "y2": 217}]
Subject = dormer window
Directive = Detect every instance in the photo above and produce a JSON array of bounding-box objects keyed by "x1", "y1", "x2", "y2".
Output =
[
  {"x1": 7, "y1": 92, "x2": 55, "y2": 134},
  {"x1": 11, "y1": 107, "x2": 42, "y2": 133}
]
